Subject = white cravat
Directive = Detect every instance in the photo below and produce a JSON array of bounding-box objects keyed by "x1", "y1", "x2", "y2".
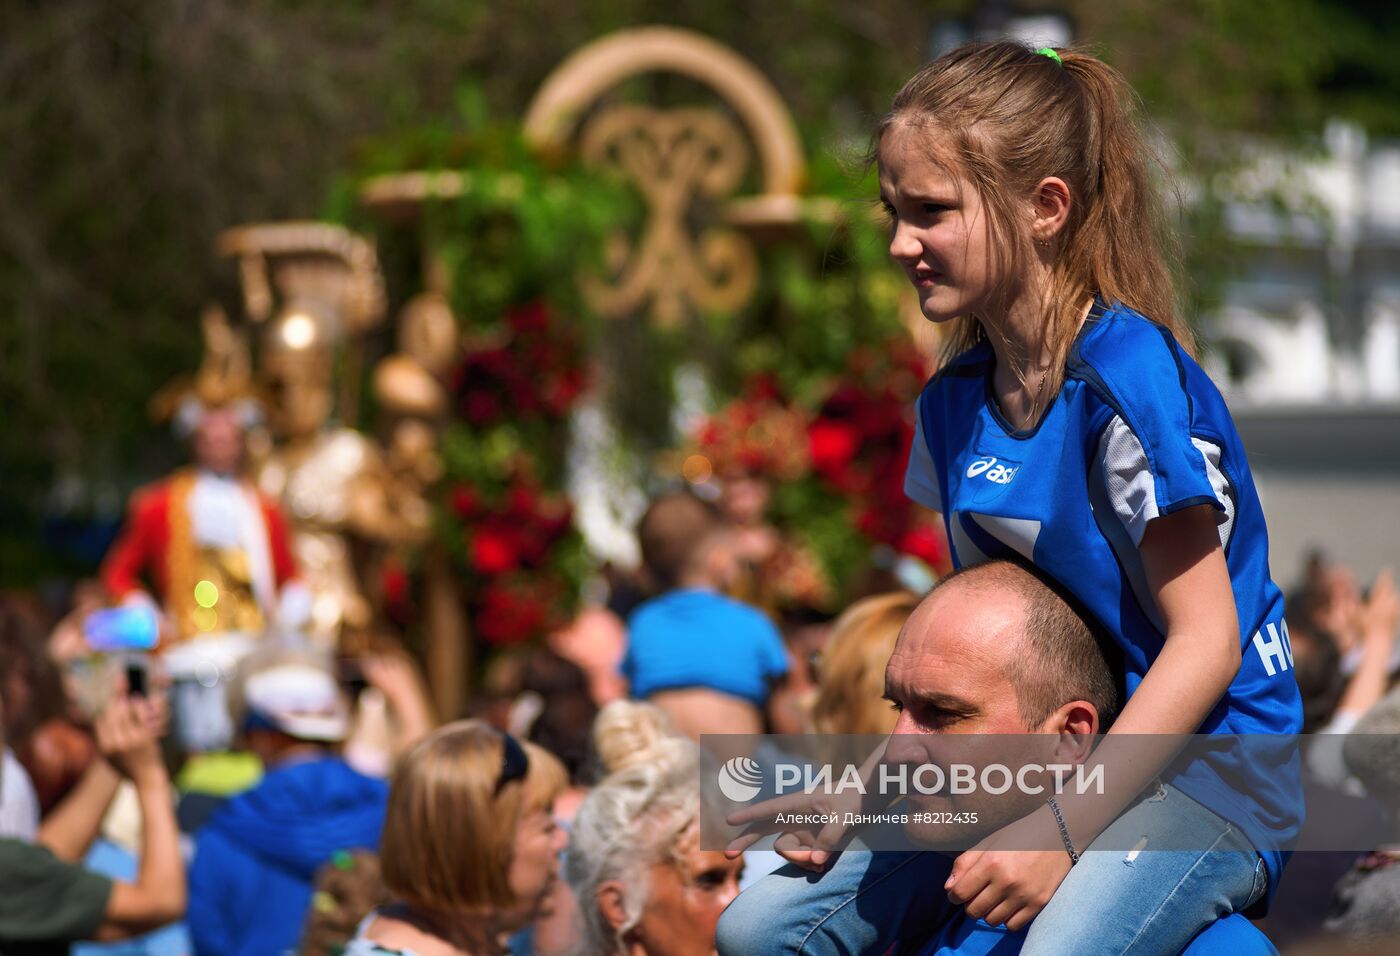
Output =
[
  {"x1": 190, "y1": 471, "x2": 248, "y2": 549},
  {"x1": 188, "y1": 470, "x2": 277, "y2": 625}
]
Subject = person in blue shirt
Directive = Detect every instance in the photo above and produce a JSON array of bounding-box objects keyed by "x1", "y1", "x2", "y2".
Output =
[
  {"x1": 720, "y1": 40, "x2": 1301, "y2": 956},
  {"x1": 187, "y1": 647, "x2": 387, "y2": 956},
  {"x1": 623, "y1": 492, "x2": 791, "y2": 739}
]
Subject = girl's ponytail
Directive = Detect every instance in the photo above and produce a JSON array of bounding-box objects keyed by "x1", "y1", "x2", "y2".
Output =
[{"x1": 1058, "y1": 50, "x2": 1194, "y2": 357}]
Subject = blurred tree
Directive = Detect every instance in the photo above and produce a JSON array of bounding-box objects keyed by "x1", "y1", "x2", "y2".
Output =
[{"x1": 0, "y1": 0, "x2": 1395, "y2": 582}]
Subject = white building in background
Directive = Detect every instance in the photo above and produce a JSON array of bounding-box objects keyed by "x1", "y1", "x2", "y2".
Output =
[
  {"x1": 1207, "y1": 120, "x2": 1400, "y2": 406},
  {"x1": 1204, "y1": 121, "x2": 1400, "y2": 585}
]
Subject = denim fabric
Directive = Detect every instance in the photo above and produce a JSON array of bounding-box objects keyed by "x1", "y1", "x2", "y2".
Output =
[
  {"x1": 717, "y1": 785, "x2": 1269, "y2": 956},
  {"x1": 717, "y1": 848, "x2": 956, "y2": 955},
  {"x1": 1019, "y1": 783, "x2": 1266, "y2": 956}
]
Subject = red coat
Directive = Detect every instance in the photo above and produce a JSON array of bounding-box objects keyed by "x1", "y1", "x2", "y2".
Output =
[{"x1": 101, "y1": 470, "x2": 298, "y2": 606}]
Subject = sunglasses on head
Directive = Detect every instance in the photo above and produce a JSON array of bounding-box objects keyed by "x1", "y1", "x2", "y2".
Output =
[{"x1": 494, "y1": 731, "x2": 530, "y2": 795}]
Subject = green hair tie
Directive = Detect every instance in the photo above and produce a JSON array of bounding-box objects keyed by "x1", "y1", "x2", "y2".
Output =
[{"x1": 1037, "y1": 47, "x2": 1063, "y2": 66}]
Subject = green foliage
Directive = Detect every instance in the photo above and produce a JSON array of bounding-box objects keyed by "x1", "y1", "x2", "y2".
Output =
[
  {"x1": 768, "y1": 477, "x2": 869, "y2": 597},
  {"x1": 732, "y1": 159, "x2": 908, "y2": 403},
  {"x1": 4, "y1": 0, "x2": 1400, "y2": 585},
  {"x1": 348, "y1": 107, "x2": 637, "y2": 645}
]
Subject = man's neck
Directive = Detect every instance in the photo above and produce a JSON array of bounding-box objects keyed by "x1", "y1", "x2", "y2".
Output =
[
  {"x1": 674, "y1": 573, "x2": 720, "y2": 592},
  {"x1": 263, "y1": 741, "x2": 330, "y2": 769}
]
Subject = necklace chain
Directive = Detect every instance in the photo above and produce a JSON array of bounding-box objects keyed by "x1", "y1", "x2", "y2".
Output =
[{"x1": 1011, "y1": 364, "x2": 1052, "y2": 430}]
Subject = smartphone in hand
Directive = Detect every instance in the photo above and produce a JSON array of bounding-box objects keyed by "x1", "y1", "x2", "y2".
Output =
[{"x1": 125, "y1": 657, "x2": 148, "y2": 698}]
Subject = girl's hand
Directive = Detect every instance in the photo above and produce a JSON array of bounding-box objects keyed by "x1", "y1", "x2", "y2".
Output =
[
  {"x1": 1361, "y1": 567, "x2": 1399, "y2": 642},
  {"x1": 944, "y1": 804, "x2": 1073, "y2": 931}
]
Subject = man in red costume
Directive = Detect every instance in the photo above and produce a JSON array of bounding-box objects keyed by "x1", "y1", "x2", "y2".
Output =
[
  {"x1": 101, "y1": 401, "x2": 306, "y2": 645},
  {"x1": 103, "y1": 368, "x2": 312, "y2": 753}
]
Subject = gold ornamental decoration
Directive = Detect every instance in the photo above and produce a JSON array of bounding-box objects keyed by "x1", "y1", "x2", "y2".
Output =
[
  {"x1": 522, "y1": 26, "x2": 807, "y2": 327},
  {"x1": 216, "y1": 220, "x2": 440, "y2": 652},
  {"x1": 578, "y1": 105, "x2": 756, "y2": 325},
  {"x1": 216, "y1": 221, "x2": 386, "y2": 333}
]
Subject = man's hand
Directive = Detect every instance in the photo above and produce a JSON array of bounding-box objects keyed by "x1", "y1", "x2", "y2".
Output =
[
  {"x1": 94, "y1": 696, "x2": 166, "y2": 788},
  {"x1": 944, "y1": 804, "x2": 1073, "y2": 931},
  {"x1": 91, "y1": 695, "x2": 184, "y2": 938},
  {"x1": 1361, "y1": 567, "x2": 1399, "y2": 642},
  {"x1": 362, "y1": 653, "x2": 426, "y2": 709},
  {"x1": 361, "y1": 651, "x2": 435, "y2": 751},
  {"x1": 723, "y1": 786, "x2": 864, "y2": 871}
]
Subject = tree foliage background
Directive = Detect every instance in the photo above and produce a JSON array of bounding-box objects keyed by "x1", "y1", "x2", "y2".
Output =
[{"x1": 1, "y1": 0, "x2": 1397, "y2": 583}]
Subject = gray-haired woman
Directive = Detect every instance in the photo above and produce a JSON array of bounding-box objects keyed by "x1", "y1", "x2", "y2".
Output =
[{"x1": 565, "y1": 702, "x2": 742, "y2": 956}]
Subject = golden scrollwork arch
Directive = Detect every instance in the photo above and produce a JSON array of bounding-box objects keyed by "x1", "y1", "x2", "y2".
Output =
[{"x1": 523, "y1": 26, "x2": 806, "y2": 326}]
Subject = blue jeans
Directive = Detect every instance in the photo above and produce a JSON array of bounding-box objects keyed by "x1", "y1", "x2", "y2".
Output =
[{"x1": 717, "y1": 784, "x2": 1268, "y2": 956}]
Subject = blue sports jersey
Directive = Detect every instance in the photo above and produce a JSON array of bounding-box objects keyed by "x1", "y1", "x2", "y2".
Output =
[{"x1": 904, "y1": 298, "x2": 1302, "y2": 900}]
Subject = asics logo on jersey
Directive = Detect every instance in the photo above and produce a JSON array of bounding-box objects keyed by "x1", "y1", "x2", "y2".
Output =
[{"x1": 966, "y1": 456, "x2": 1018, "y2": 485}]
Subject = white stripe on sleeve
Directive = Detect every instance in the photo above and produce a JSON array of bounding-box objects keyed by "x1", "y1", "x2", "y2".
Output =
[
  {"x1": 1191, "y1": 437, "x2": 1236, "y2": 550},
  {"x1": 903, "y1": 412, "x2": 943, "y2": 512},
  {"x1": 1095, "y1": 416, "x2": 1235, "y2": 550},
  {"x1": 1096, "y1": 415, "x2": 1159, "y2": 547}
]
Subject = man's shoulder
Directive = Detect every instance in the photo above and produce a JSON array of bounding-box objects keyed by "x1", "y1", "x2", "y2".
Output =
[
  {"x1": 631, "y1": 589, "x2": 776, "y2": 635},
  {"x1": 230, "y1": 755, "x2": 381, "y2": 800},
  {"x1": 669, "y1": 587, "x2": 771, "y2": 618},
  {"x1": 0, "y1": 838, "x2": 112, "y2": 931},
  {"x1": 198, "y1": 758, "x2": 385, "y2": 858},
  {"x1": 125, "y1": 476, "x2": 182, "y2": 520}
]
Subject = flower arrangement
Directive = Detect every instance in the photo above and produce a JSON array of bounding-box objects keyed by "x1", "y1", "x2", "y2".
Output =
[
  {"x1": 439, "y1": 300, "x2": 591, "y2": 646},
  {"x1": 349, "y1": 109, "x2": 635, "y2": 655},
  {"x1": 690, "y1": 334, "x2": 949, "y2": 604},
  {"x1": 691, "y1": 374, "x2": 810, "y2": 483},
  {"x1": 808, "y1": 336, "x2": 947, "y2": 570}
]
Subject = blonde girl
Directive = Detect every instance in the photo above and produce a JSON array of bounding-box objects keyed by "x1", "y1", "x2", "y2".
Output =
[{"x1": 722, "y1": 40, "x2": 1302, "y2": 956}]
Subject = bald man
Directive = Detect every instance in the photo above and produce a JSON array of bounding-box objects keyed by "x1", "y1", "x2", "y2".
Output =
[{"x1": 719, "y1": 560, "x2": 1276, "y2": 956}]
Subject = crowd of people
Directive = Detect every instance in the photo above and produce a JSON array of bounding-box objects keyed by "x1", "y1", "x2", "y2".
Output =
[
  {"x1": 2, "y1": 486, "x2": 1398, "y2": 954},
  {"x1": 5, "y1": 37, "x2": 1400, "y2": 956}
]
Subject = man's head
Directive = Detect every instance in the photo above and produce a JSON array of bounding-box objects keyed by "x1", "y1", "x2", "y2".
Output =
[
  {"x1": 883, "y1": 560, "x2": 1120, "y2": 844},
  {"x1": 636, "y1": 493, "x2": 729, "y2": 592},
  {"x1": 1282, "y1": 602, "x2": 1344, "y2": 734},
  {"x1": 190, "y1": 405, "x2": 247, "y2": 476},
  {"x1": 230, "y1": 645, "x2": 350, "y2": 766}
]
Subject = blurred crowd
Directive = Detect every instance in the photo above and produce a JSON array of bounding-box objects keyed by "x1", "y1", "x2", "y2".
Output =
[{"x1": 2, "y1": 483, "x2": 1399, "y2": 954}]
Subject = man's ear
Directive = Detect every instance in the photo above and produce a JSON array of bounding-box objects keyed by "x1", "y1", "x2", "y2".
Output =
[
  {"x1": 597, "y1": 880, "x2": 630, "y2": 935},
  {"x1": 1031, "y1": 176, "x2": 1072, "y2": 241},
  {"x1": 1046, "y1": 699, "x2": 1098, "y2": 764}
]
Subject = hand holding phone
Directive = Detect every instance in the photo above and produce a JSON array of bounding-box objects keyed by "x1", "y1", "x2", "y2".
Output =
[{"x1": 125, "y1": 657, "x2": 148, "y2": 698}]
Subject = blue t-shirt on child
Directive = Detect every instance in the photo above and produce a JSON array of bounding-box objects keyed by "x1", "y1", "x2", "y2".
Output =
[
  {"x1": 904, "y1": 298, "x2": 1303, "y2": 901},
  {"x1": 624, "y1": 588, "x2": 790, "y2": 708}
]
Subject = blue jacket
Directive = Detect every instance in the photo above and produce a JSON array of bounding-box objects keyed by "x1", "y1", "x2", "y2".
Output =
[{"x1": 187, "y1": 756, "x2": 387, "y2": 956}]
